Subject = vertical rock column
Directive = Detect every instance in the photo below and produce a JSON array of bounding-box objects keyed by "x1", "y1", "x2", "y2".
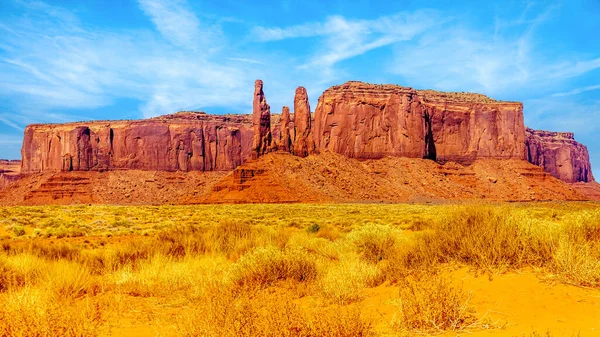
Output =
[
  {"x1": 251, "y1": 79, "x2": 272, "y2": 159},
  {"x1": 292, "y1": 86, "x2": 315, "y2": 157},
  {"x1": 280, "y1": 106, "x2": 292, "y2": 152}
]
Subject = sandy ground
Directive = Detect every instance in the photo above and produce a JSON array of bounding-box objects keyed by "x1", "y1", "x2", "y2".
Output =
[{"x1": 101, "y1": 268, "x2": 600, "y2": 337}]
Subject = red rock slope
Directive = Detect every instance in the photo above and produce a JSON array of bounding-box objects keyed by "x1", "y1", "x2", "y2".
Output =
[{"x1": 0, "y1": 152, "x2": 585, "y2": 205}]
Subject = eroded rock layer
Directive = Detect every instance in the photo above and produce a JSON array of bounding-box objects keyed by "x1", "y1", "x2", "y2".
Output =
[
  {"x1": 313, "y1": 81, "x2": 526, "y2": 164},
  {"x1": 526, "y1": 128, "x2": 594, "y2": 183},
  {"x1": 21, "y1": 112, "x2": 253, "y2": 173}
]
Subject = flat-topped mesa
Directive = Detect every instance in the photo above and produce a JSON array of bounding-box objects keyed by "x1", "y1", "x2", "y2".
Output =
[
  {"x1": 526, "y1": 128, "x2": 594, "y2": 183},
  {"x1": 292, "y1": 86, "x2": 315, "y2": 157},
  {"x1": 21, "y1": 113, "x2": 254, "y2": 173},
  {"x1": 313, "y1": 81, "x2": 526, "y2": 163},
  {"x1": 251, "y1": 80, "x2": 272, "y2": 159}
]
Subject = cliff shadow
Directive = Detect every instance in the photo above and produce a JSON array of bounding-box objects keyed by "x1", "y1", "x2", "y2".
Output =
[{"x1": 423, "y1": 112, "x2": 436, "y2": 161}]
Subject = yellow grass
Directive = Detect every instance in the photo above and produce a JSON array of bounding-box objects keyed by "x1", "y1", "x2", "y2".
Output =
[{"x1": 0, "y1": 202, "x2": 599, "y2": 336}]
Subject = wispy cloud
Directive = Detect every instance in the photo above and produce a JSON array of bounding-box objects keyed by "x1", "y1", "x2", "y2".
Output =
[
  {"x1": 0, "y1": 0, "x2": 257, "y2": 119},
  {"x1": 137, "y1": 0, "x2": 215, "y2": 49},
  {"x1": 387, "y1": 4, "x2": 600, "y2": 98},
  {"x1": 546, "y1": 58, "x2": 600, "y2": 80},
  {"x1": 254, "y1": 11, "x2": 442, "y2": 71},
  {"x1": 0, "y1": 115, "x2": 23, "y2": 132},
  {"x1": 226, "y1": 57, "x2": 265, "y2": 65},
  {"x1": 552, "y1": 84, "x2": 600, "y2": 97},
  {"x1": 0, "y1": 134, "x2": 23, "y2": 145}
]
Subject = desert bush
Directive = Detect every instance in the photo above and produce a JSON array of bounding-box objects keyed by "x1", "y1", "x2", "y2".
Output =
[
  {"x1": 110, "y1": 255, "x2": 229, "y2": 297},
  {"x1": 306, "y1": 223, "x2": 320, "y2": 233},
  {"x1": 552, "y1": 236, "x2": 600, "y2": 287},
  {"x1": 177, "y1": 287, "x2": 373, "y2": 337},
  {"x1": 0, "y1": 288, "x2": 103, "y2": 337},
  {"x1": 346, "y1": 225, "x2": 400, "y2": 264},
  {"x1": 409, "y1": 205, "x2": 561, "y2": 272},
  {"x1": 11, "y1": 225, "x2": 25, "y2": 237},
  {"x1": 44, "y1": 261, "x2": 97, "y2": 298},
  {"x1": 0, "y1": 254, "x2": 46, "y2": 291},
  {"x1": 1, "y1": 240, "x2": 82, "y2": 261},
  {"x1": 0, "y1": 259, "x2": 26, "y2": 291},
  {"x1": 316, "y1": 225, "x2": 341, "y2": 241},
  {"x1": 425, "y1": 206, "x2": 525, "y2": 269},
  {"x1": 207, "y1": 221, "x2": 261, "y2": 258},
  {"x1": 318, "y1": 255, "x2": 380, "y2": 304},
  {"x1": 550, "y1": 210, "x2": 600, "y2": 287},
  {"x1": 392, "y1": 274, "x2": 477, "y2": 333},
  {"x1": 229, "y1": 246, "x2": 318, "y2": 288}
]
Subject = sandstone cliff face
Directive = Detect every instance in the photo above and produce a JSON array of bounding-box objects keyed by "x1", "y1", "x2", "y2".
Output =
[
  {"x1": 526, "y1": 128, "x2": 594, "y2": 183},
  {"x1": 313, "y1": 81, "x2": 526, "y2": 164},
  {"x1": 21, "y1": 112, "x2": 253, "y2": 173},
  {"x1": 313, "y1": 82, "x2": 427, "y2": 159},
  {"x1": 419, "y1": 91, "x2": 526, "y2": 164}
]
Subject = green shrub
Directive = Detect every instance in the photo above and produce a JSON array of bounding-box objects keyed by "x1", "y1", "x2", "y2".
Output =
[{"x1": 12, "y1": 226, "x2": 25, "y2": 237}]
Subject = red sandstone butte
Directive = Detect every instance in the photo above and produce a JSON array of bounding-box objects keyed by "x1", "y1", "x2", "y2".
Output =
[
  {"x1": 251, "y1": 79, "x2": 272, "y2": 159},
  {"x1": 292, "y1": 86, "x2": 315, "y2": 157},
  {"x1": 313, "y1": 81, "x2": 526, "y2": 164},
  {"x1": 14, "y1": 79, "x2": 595, "y2": 186},
  {"x1": 526, "y1": 128, "x2": 594, "y2": 183},
  {"x1": 21, "y1": 112, "x2": 253, "y2": 173}
]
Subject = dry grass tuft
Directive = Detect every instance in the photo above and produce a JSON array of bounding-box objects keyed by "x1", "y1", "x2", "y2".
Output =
[
  {"x1": 552, "y1": 211, "x2": 600, "y2": 287},
  {"x1": 392, "y1": 274, "x2": 478, "y2": 333},
  {"x1": 229, "y1": 246, "x2": 318, "y2": 288},
  {"x1": 177, "y1": 287, "x2": 374, "y2": 337},
  {"x1": 319, "y1": 255, "x2": 380, "y2": 304},
  {"x1": 0, "y1": 288, "x2": 103, "y2": 337}
]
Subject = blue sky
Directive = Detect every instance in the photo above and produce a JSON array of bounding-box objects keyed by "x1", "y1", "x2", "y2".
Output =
[{"x1": 0, "y1": 0, "x2": 599, "y2": 179}]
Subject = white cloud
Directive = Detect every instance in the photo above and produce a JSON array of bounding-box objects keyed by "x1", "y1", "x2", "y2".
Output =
[
  {"x1": 0, "y1": 115, "x2": 23, "y2": 132},
  {"x1": 0, "y1": 0, "x2": 259, "y2": 121},
  {"x1": 388, "y1": 4, "x2": 600, "y2": 98},
  {"x1": 390, "y1": 27, "x2": 532, "y2": 94},
  {"x1": 524, "y1": 96, "x2": 600, "y2": 135},
  {"x1": 546, "y1": 58, "x2": 600, "y2": 80},
  {"x1": 137, "y1": 0, "x2": 216, "y2": 49},
  {"x1": 552, "y1": 84, "x2": 600, "y2": 97},
  {"x1": 253, "y1": 21, "x2": 325, "y2": 41},
  {"x1": 254, "y1": 11, "x2": 442, "y2": 72}
]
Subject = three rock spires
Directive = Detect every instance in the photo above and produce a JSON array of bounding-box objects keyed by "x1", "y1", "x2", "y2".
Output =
[{"x1": 251, "y1": 79, "x2": 315, "y2": 159}]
